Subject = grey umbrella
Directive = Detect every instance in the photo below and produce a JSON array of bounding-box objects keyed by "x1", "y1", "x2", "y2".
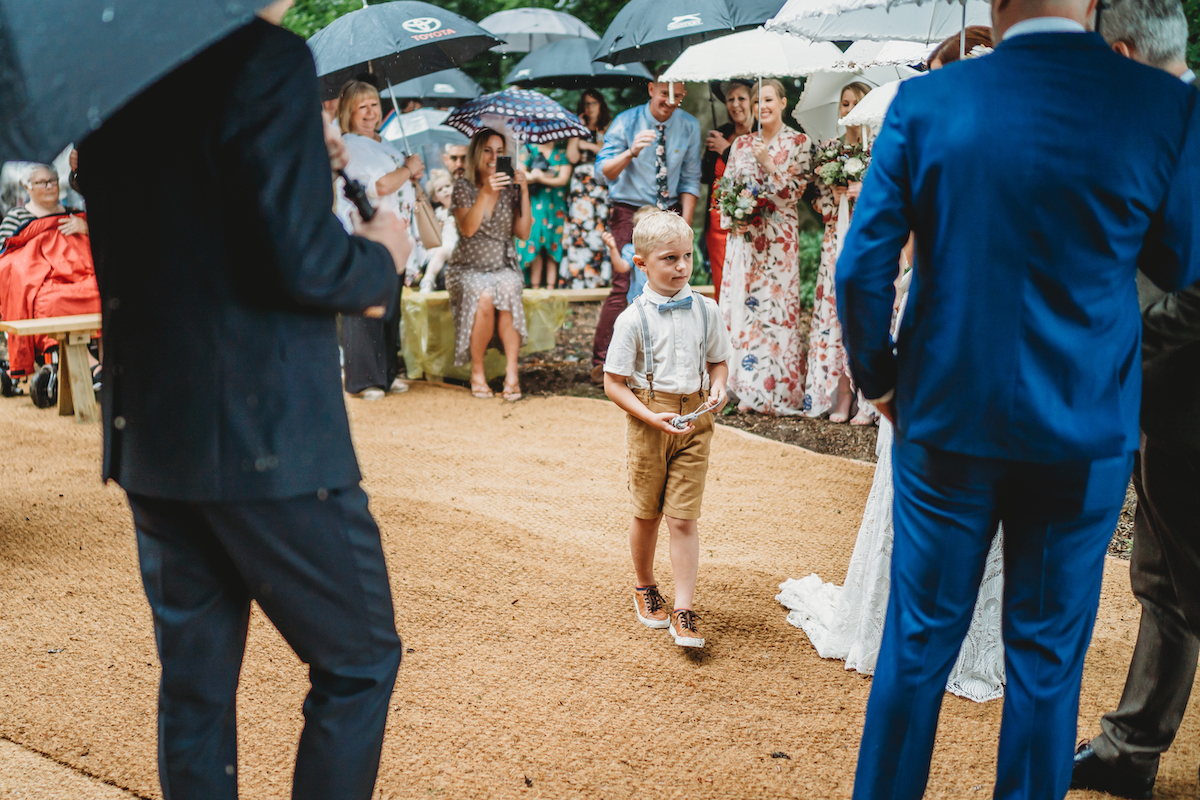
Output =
[
  {"x1": 594, "y1": 0, "x2": 787, "y2": 65},
  {"x1": 308, "y1": 1, "x2": 503, "y2": 101},
  {"x1": 380, "y1": 68, "x2": 482, "y2": 110},
  {"x1": 0, "y1": 0, "x2": 273, "y2": 162},
  {"x1": 504, "y1": 37, "x2": 653, "y2": 90},
  {"x1": 479, "y1": 8, "x2": 598, "y2": 54}
]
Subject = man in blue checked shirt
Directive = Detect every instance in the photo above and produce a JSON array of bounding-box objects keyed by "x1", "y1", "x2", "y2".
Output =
[{"x1": 589, "y1": 74, "x2": 701, "y2": 383}]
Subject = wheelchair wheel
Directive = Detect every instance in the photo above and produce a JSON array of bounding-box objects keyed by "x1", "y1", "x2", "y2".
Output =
[
  {"x1": 29, "y1": 364, "x2": 57, "y2": 409},
  {"x1": 0, "y1": 361, "x2": 14, "y2": 398}
]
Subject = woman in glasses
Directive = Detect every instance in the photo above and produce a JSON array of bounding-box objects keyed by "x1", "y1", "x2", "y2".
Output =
[{"x1": 0, "y1": 164, "x2": 86, "y2": 251}]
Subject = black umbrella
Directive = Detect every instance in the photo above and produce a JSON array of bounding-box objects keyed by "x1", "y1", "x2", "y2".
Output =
[
  {"x1": 381, "y1": 68, "x2": 482, "y2": 108},
  {"x1": 504, "y1": 37, "x2": 653, "y2": 90},
  {"x1": 0, "y1": 0, "x2": 272, "y2": 163},
  {"x1": 593, "y1": 0, "x2": 787, "y2": 66},
  {"x1": 308, "y1": 1, "x2": 502, "y2": 101}
]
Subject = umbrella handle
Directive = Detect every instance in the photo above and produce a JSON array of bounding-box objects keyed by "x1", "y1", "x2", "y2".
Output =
[
  {"x1": 385, "y1": 77, "x2": 412, "y2": 155},
  {"x1": 339, "y1": 170, "x2": 376, "y2": 222}
]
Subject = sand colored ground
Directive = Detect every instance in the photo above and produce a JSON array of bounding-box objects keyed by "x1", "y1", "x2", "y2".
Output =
[{"x1": 0, "y1": 383, "x2": 1197, "y2": 799}]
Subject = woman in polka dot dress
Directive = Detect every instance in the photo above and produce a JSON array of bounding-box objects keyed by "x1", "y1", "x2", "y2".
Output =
[{"x1": 447, "y1": 128, "x2": 533, "y2": 401}]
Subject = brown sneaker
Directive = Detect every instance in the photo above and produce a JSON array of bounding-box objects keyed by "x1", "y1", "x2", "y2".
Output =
[
  {"x1": 670, "y1": 609, "x2": 705, "y2": 648},
  {"x1": 634, "y1": 585, "x2": 670, "y2": 629}
]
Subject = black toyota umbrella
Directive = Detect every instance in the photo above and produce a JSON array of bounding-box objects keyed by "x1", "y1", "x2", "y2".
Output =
[
  {"x1": 380, "y1": 68, "x2": 482, "y2": 110},
  {"x1": 308, "y1": 1, "x2": 503, "y2": 101},
  {"x1": 593, "y1": 0, "x2": 788, "y2": 66},
  {"x1": 504, "y1": 37, "x2": 654, "y2": 90},
  {"x1": 0, "y1": 0, "x2": 273, "y2": 163}
]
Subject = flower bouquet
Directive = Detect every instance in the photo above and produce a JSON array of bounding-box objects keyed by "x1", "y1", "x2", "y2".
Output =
[
  {"x1": 712, "y1": 175, "x2": 768, "y2": 240},
  {"x1": 811, "y1": 141, "x2": 871, "y2": 188}
]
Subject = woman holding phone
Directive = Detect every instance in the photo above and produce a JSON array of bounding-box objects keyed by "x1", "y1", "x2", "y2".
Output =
[{"x1": 447, "y1": 128, "x2": 532, "y2": 401}]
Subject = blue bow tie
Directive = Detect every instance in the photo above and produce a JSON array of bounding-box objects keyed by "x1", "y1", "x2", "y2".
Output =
[{"x1": 657, "y1": 296, "x2": 692, "y2": 313}]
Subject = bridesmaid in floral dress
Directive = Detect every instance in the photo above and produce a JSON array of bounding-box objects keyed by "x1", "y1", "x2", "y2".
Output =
[
  {"x1": 718, "y1": 79, "x2": 813, "y2": 416},
  {"x1": 561, "y1": 90, "x2": 612, "y2": 289},
  {"x1": 802, "y1": 81, "x2": 879, "y2": 425}
]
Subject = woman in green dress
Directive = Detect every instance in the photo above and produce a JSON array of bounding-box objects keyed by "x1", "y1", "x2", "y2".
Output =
[{"x1": 518, "y1": 141, "x2": 572, "y2": 289}]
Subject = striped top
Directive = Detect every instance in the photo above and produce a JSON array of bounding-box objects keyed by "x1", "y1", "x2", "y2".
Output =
[{"x1": 0, "y1": 205, "x2": 79, "y2": 250}]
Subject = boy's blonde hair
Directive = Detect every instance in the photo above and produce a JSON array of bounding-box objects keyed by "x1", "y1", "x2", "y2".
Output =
[{"x1": 632, "y1": 209, "x2": 693, "y2": 260}]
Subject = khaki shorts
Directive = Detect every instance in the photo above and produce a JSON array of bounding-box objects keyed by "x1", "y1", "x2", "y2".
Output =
[{"x1": 626, "y1": 389, "x2": 714, "y2": 521}]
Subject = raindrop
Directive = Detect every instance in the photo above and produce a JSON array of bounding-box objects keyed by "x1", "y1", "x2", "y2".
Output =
[{"x1": 101, "y1": 7, "x2": 114, "y2": 22}]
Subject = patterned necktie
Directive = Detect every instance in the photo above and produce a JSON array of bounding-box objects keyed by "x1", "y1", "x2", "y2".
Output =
[{"x1": 654, "y1": 123, "x2": 669, "y2": 210}]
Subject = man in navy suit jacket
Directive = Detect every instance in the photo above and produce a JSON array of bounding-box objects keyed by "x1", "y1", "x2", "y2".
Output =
[
  {"x1": 836, "y1": 0, "x2": 1200, "y2": 793},
  {"x1": 77, "y1": 3, "x2": 411, "y2": 798}
]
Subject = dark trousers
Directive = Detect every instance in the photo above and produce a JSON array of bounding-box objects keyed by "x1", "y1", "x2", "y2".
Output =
[
  {"x1": 853, "y1": 438, "x2": 1132, "y2": 800},
  {"x1": 341, "y1": 277, "x2": 402, "y2": 394},
  {"x1": 1091, "y1": 435, "x2": 1200, "y2": 780},
  {"x1": 128, "y1": 486, "x2": 402, "y2": 800},
  {"x1": 591, "y1": 202, "x2": 680, "y2": 368}
]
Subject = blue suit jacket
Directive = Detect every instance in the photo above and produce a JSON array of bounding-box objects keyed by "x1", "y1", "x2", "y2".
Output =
[
  {"x1": 837, "y1": 32, "x2": 1200, "y2": 462},
  {"x1": 79, "y1": 20, "x2": 398, "y2": 500}
]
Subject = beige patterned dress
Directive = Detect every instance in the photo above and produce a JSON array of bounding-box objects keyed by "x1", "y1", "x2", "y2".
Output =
[{"x1": 446, "y1": 179, "x2": 527, "y2": 366}]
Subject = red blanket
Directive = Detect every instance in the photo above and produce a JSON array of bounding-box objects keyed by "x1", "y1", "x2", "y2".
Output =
[{"x1": 0, "y1": 214, "x2": 101, "y2": 376}]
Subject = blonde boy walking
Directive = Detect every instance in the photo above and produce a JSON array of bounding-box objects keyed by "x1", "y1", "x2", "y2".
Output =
[{"x1": 604, "y1": 210, "x2": 732, "y2": 648}]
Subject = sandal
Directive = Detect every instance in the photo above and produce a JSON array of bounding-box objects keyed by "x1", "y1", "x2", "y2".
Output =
[
  {"x1": 471, "y1": 383, "x2": 494, "y2": 399},
  {"x1": 502, "y1": 381, "x2": 522, "y2": 402}
]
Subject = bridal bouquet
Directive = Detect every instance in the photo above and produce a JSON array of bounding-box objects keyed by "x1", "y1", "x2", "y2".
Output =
[
  {"x1": 811, "y1": 141, "x2": 871, "y2": 188},
  {"x1": 712, "y1": 175, "x2": 768, "y2": 239}
]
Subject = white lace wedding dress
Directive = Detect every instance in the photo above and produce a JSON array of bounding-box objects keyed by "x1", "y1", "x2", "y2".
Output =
[{"x1": 777, "y1": 273, "x2": 1006, "y2": 703}]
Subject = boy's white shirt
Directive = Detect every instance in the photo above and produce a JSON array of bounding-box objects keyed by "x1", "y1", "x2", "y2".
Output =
[{"x1": 604, "y1": 284, "x2": 733, "y2": 395}]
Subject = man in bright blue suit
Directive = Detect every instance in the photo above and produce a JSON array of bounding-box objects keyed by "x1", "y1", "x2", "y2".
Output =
[{"x1": 835, "y1": 0, "x2": 1200, "y2": 794}]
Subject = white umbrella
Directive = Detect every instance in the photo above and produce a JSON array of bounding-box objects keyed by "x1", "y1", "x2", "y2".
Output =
[
  {"x1": 659, "y1": 28, "x2": 845, "y2": 82},
  {"x1": 837, "y1": 73, "x2": 933, "y2": 132},
  {"x1": 479, "y1": 8, "x2": 599, "y2": 54},
  {"x1": 766, "y1": 0, "x2": 991, "y2": 44},
  {"x1": 792, "y1": 64, "x2": 918, "y2": 143},
  {"x1": 834, "y1": 39, "x2": 936, "y2": 68}
]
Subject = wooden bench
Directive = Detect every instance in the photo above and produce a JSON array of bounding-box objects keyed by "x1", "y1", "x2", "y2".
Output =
[{"x1": 0, "y1": 313, "x2": 101, "y2": 424}]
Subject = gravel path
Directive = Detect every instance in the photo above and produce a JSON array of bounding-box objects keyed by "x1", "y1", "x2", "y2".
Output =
[{"x1": 0, "y1": 386, "x2": 1181, "y2": 798}]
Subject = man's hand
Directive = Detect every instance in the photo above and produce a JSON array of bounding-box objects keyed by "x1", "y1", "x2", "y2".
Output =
[
  {"x1": 322, "y1": 111, "x2": 348, "y2": 172},
  {"x1": 630, "y1": 129, "x2": 657, "y2": 158},
  {"x1": 58, "y1": 214, "x2": 88, "y2": 236},
  {"x1": 353, "y1": 209, "x2": 411, "y2": 274}
]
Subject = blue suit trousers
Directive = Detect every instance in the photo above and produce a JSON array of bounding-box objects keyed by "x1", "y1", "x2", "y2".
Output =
[
  {"x1": 852, "y1": 438, "x2": 1132, "y2": 800},
  {"x1": 129, "y1": 485, "x2": 403, "y2": 800}
]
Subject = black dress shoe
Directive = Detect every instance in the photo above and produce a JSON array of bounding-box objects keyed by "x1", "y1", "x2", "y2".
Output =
[{"x1": 1070, "y1": 742, "x2": 1154, "y2": 800}]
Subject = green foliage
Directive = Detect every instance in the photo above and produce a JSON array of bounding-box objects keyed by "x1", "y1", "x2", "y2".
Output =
[
  {"x1": 798, "y1": 229, "x2": 821, "y2": 309},
  {"x1": 1187, "y1": 0, "x2": 1200, "y2": 70}
]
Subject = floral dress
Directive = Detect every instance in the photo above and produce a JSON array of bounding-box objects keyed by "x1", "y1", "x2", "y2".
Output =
[
  {"x1": 802, "y1": 161, "x2": 878, "y2": 424},
  {"x1": 517, "y1": 143, "x2": 570, "y2": 275},
  {"x1": 560, "y1": 131, "x2": 612, "y2": 289},
  {"x1": 718, "y1": 126, "x2": 812, "y2": 416}
]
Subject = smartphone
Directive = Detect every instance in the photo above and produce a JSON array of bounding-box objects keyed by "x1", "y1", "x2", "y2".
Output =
[{"x1": 496, "y1": 156, "x2": 514, "y2": 179}]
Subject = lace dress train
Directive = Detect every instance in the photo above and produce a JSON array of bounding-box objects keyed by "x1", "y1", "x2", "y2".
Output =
[{"x1": 777, "y1": 419, "x2": 1006, "y2": 702}]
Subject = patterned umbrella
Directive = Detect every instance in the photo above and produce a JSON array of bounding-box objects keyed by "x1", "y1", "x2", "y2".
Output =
[{"x1": 443, "y1": 89, "x2": 591, "y2": 144}]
